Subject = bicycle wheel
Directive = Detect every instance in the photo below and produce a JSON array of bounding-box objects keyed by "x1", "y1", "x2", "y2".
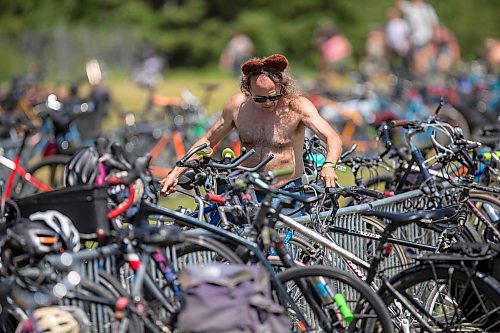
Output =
[
  {"x1": 379, "y1": 263, "x2": 500, "y2": 332},
  {"x1": 14, "y1": 154, "x2": 70, "y2": 197},
  {"x1": 277, "y1": 265, "x2": 394, "y2": 333},
  {"x1": 169, "y1": 233, "x2": 244, "y2": 269},
  {"x1": 314, "y1": 216, "x2": 410, "y2": 279}
]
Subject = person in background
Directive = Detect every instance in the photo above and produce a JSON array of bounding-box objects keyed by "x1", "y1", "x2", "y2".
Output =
[
  {"x1": 360, "y1": 26, "x2": 390, "y2": 79},
  {"x1": 313, "y1": 22, "x2": 353, "y2": 82},
  {"x1": 396, "y1": 0, "x2": 439, "y2": 76},
  {"x1": 161, "y1": 54, "x2": 343, "y2": 197},
  {"x1": 483, "y1": 38, "x2": 500, "y2": 74},
  {"x1": 219, "y1": 33, "x2": 255, "y2": 77},
  {"x1": 385, "y1": 7, "x2": 411, "y2": 75},
  {"x1": 431, "y1": 24, "x2": 461, "y2": 74}
]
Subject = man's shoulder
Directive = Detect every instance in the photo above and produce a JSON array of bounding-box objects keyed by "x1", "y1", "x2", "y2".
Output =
[
  {"x1": 290, "y1": 95, "x2": 314, "y2": 111},
  {"x1": 224, "y1": 93, "x2": 247, "y2": 113}
]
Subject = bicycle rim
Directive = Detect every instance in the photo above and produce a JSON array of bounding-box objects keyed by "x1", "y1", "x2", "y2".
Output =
[
  {"x1": 380, "y1": 263, "x2": 500, "y2": 332},
  {"x1": 277, "y1": 265, "x2": 393, "y2": 333}
]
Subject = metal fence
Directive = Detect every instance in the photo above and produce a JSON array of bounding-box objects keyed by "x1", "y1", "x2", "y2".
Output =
[{"x1": 292, "y1": 187, "x2": 461, "y2": 277}]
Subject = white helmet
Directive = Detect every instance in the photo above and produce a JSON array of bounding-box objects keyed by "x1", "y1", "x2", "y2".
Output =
[
  {"x1": 16, "y1": 307, "x2": 79, "y2": 333},
  {"x1": 29, "y1": 211, "x2": 80, "y2": 252}
]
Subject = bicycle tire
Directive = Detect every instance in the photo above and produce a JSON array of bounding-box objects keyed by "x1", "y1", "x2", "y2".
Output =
[
  {"x1": 14, "y1": 154, "x2": 71, "y2": 197},
  {"x1": 379, "y1": 263, "x2": 500, "y2": 332},
  {"x1": 170, "y1": 233, "x2": 244, "y2": 267},
  {"x1": 277, "y1": 265, "x2": 394, "y2": 333}
]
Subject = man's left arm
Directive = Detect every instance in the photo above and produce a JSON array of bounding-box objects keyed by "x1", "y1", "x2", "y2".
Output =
[{"x1": 299, "y1": 97, "x2": 343, "y2": 187}]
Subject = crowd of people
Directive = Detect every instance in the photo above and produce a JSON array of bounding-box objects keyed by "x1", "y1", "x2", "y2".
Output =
[
  {"x1": 314, "y1": 0, "x2": 465, "y2": 80},
  {"x1": 214, "y1": 0, "x2": 500, "y2": 85}
]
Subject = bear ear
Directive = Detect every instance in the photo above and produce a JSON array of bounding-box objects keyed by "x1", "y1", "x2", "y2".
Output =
[
  {"x1": 263, "y1": 54, "x2": 288, "y2": 72},
  {"x1": 241, "y1": 59, "x2": 264, "y2": 75}
]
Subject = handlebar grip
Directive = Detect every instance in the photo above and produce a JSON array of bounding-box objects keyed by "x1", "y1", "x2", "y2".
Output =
[
  {"x1": 354, "y1": 187, "x2": 385, "y2": 199},
  {"x1": 205, "y1": 193, "x2": 226, "y2": 204},
  {"x1": 183, "y1": 159, "x2": 201, "y2": 169},
  {"x1": 389, "y1": 119, "x2": 413, "y2": 128},
  {"x1": 272, "y1": 168, "x2": 294, "y2": 178}
]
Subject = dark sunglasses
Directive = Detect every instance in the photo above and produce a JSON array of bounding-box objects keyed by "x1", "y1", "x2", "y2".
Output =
[{"x1": 252, "y1": 93, "x2": 283, "y2": 103}]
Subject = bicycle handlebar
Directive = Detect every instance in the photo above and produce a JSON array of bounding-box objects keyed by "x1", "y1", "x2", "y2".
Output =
[
  {"x1": 176, "y1": 143, "x2": 209, "y2": 166},
  {"x1": 389, "y1": 119, "x2": 415, "y2": 128},
  {"x1": 207, "y1": 149, "x2": 256, "y2": 169},
  {"x1": 177, "y1": 147, "x2": 262, "y2": 172},
  {"x1": 236, "y1": 154, "x2": 274, "y2": 172},
  {"x1": 107, "y1": 176, "x2": 136, "y2": 219}
]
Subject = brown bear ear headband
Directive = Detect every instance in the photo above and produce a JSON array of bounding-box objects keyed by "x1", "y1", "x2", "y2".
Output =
[{"x1": 241, "y1": 54, "x2": 288, "y2": 75}]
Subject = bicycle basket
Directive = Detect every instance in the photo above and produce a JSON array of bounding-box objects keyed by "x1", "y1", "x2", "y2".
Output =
[{"x1": 15, "y1": 184, "x2": 109, "y2": 239}]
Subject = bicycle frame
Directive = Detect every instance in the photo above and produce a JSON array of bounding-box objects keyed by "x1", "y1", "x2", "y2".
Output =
[{"x1": 1, "y1": 133, "x2": 53, "y2": 203}]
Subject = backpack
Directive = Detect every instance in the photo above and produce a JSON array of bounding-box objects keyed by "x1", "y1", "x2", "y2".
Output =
[{"x1": 177, "y1": 264, "x2": 290, "y2": 333}]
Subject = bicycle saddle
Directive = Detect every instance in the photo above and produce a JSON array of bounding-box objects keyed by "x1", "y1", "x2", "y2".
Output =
[{"x1": 362, "y1": 204, "x2": 459, "y2": 227}]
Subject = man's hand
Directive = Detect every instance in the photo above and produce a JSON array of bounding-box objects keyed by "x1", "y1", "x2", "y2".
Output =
[
  {"x1": 160, "y1": 174, "x2": 179, "y2": 196},
  {"x1": 319, "y1": 167, "x2": 338, "y2": 187}
]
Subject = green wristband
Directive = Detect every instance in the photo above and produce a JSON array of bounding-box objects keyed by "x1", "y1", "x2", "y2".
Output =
[{"x1": 322, "y1": 162, "x2": 336, "y2": 169}]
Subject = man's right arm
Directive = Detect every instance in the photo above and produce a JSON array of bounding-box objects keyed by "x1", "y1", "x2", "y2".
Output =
[{"x1": 160, "y1": 94, "x2": 240, "y2": 196}]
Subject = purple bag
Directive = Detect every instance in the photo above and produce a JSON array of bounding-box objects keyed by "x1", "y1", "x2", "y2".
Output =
[{"x1": 177, "y1": 264, "x2": 290, "y2": 333}]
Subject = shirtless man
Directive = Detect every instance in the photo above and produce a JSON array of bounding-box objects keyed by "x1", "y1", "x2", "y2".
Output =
[{"x1": 160, "y1": 54, "x2": 342, "y2": 196}]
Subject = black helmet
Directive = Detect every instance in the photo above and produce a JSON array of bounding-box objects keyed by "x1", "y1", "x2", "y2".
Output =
[
  {"x1": 1, "y1": 213, "x2": 80, "y2": 276},
  {"x1": 64, "y1": 147, "x2": 100, "y2": 186},
  {"x1": 6, "y1": 219, "x2": 63, "y2": 256},
  {"x1": 1, "y1": 218, "x2": 65, "y2": 275}
]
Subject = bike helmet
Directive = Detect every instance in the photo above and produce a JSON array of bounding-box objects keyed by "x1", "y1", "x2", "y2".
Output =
[
  {"x1": 5, "y1": 218, "x2": 64, "y2": 257},
  {"x1": 64, "y1": 147, "x2": 100, "y2": 187},
  {"x1": 29, "y1": 211, "x2": 81, "y2": 252},
  {"x1": 16, "y1": 307, "x2": 80, "y2": 333}
]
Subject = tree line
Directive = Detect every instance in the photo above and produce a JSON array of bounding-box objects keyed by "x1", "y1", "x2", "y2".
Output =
[{"x1": 0, "y1": 0, "x2": 498, "y2": 77}]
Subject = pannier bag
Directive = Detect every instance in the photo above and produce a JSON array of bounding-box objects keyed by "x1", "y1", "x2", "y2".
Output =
[{"x1": 177, "y1": 264, "x2": 290, "y2": 333}]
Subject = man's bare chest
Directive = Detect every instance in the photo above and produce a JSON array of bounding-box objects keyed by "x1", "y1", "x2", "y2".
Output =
[{"x1": 235, "y1": 107, "x2": 300, "y2": 147}]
